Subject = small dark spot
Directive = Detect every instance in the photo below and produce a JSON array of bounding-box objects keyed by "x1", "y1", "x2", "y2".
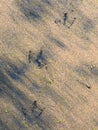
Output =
[
  {"x1": 54, "y1": 19, "x2": 61, "y2": 24},
  {"x1": 50, "y1": 37, "x2": 67, "y2": 49},
  {"x1": 35, "y1": 50, "x2": 47, "y2": 68}
]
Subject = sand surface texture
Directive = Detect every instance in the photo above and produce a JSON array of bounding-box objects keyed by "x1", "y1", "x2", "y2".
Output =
[{"x1": 0, "y1": 0, "x2": 98, "y2": 130}]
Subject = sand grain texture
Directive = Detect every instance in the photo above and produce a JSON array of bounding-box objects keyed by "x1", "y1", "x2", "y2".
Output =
[{"x1": 0, "y1": 0, "x2": 98, "y2": 130}]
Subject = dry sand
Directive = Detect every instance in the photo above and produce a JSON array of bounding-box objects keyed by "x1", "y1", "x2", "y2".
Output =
[{"x1": 0, "y1": 0, "x2": 98, "y2": 130}]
